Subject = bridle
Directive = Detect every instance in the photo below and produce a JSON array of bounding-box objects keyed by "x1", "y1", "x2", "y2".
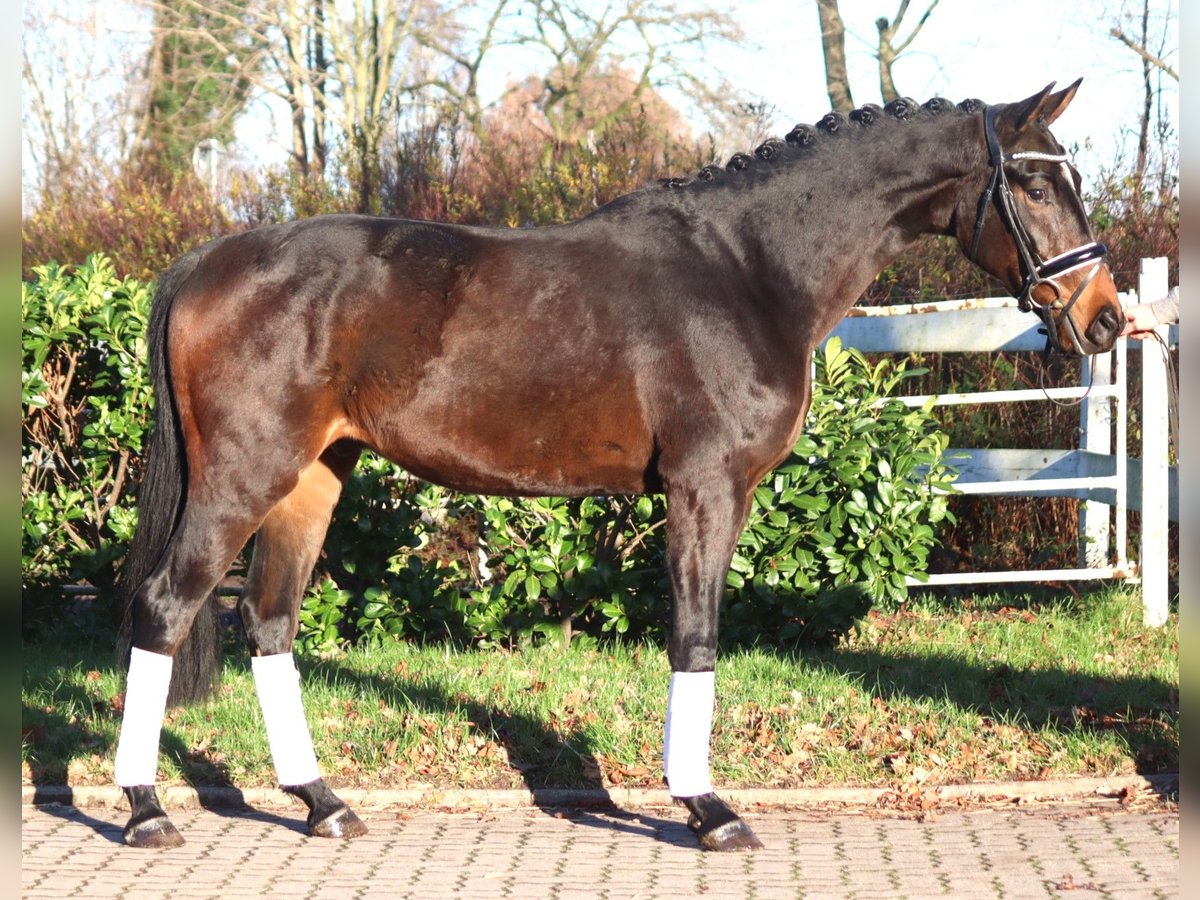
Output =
[{"x1": 969, "y1": 105, "x2": 1108, "y2": 355}]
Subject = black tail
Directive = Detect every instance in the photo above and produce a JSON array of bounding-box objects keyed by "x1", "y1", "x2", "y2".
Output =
[{"x1": 118, "y1": 247, "x2": 223, "y2": 706}]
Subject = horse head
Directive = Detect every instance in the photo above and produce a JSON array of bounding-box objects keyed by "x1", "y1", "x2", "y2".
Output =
[{"x1": 956, "y1": 79, "x2": 1124, "y2": 355}]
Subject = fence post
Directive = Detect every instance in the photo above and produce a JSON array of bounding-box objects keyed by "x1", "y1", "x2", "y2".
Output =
[
  {"x1": 1138, "y1": 257, "x2": 1170, "y2": 626},
  {"x1": 1078, "y1": 351, "x2": 1112, "y2": 568}
]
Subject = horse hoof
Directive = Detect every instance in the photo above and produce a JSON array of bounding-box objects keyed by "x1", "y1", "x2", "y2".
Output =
[
  {"x1": 310, "y1": 806, "x2": 368, "y2": 839},
  {"x1": 697, "y1": 817, "x2": 765, "y2": 852},
  {"x1": 679, "y1": 791, "x2": 765, "y2": 852},
  {"x1": 124, "y1": 816, "x2": 185, "y2": 849}
]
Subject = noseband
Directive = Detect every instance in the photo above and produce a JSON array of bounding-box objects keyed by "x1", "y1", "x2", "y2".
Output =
[{"x1": 969, "y1": 105, "x2": 1108, "y2": 355}]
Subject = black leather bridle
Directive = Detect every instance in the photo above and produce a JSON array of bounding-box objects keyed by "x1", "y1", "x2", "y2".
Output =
[{"x1": 969, "y1": 105, "x2": 1108, "y2": 355}]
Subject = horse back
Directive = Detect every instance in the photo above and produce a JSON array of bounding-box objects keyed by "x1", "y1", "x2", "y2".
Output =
[{"x1": 162, "y1": 213, "x2": 804, "y2": 498}]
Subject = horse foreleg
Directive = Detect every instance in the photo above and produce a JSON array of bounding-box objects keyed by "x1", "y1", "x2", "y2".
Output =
[
  {"x1": 663, "y1": 476, "x2": 764, "y2": 852},
  {"x1": 242, "y1": 447, "x2": 366, "y2": 839}
]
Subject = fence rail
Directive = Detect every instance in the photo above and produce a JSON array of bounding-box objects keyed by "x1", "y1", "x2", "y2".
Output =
[{"x1": 824, "y1": 257, "x2": 1177, "y2": 625}]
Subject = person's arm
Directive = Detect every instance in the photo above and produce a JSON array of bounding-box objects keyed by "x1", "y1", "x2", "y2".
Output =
[
  {"x1": 1149, "y1": 285, "x2": 1179, "y2": 326},
  {"x1": 1121, "y1": 285, "x2": 1178, "y2": 337}
]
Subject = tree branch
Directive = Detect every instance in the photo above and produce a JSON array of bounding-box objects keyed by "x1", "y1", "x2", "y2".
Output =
[{"x1": 1109, "y1": 26, "x2": 1178, "y2": 81}]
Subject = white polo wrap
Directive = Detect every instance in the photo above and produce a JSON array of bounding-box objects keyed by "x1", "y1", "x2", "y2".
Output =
[
  {"x1": 114, "y1": 647, "x2": 173, "y2": 786},
  {"x1": 663, "y1": 670, "x2": 715, "y2": 797},
  {"x1": 251, "y1": 653, "x2": 321, "y2": 787}
]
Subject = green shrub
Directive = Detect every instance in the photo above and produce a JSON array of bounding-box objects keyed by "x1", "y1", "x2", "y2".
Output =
[
  {"x1": 310, "y1": 468, "x2": 670, "y2": 652},
  {"x1": 21, "y1": 257, "x2": 154, "y2": 626},
  {"x1": 723, "y1": 338, "x2": 957, "y2": 646}
]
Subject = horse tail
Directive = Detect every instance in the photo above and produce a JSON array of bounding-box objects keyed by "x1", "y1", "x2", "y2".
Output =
[{"x1": 118, "y1": 245, "x2": 223, "y2": 706}]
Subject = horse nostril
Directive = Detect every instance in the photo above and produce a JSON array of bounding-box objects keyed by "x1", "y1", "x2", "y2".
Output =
[{"x1": 1086, "y1": 304, "x2": 1121, "y2": 346}]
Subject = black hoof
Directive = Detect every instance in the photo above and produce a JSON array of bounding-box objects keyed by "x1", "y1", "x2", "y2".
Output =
[
  {"x1": 310, "y1": 805, "x2": 369, "y2": 839},
  {"x1": 680, "y1": 792, "x2": 764, "y2": 852},
  {"x1": 696, "y1": 815, "x2": 764, "y2": 851},
  {"x1": 283, "y1": 778, "x2": 368, "y2": 840},
  {"x1": 124, "y1": 815, "x2": 186, "y2": 849},
  {"x1": 122, "y1": 785, "x2": 185, "y2": 849}
]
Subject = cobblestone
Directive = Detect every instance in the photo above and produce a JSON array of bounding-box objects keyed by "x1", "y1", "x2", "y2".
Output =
[{"x1": 21, "y1": 797, "x2": 1177, "y2": 899}]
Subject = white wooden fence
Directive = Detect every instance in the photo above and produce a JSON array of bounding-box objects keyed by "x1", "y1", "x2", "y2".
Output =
[{"x1": 823, "y1": 257, "x2": 1177, "y2": 626}]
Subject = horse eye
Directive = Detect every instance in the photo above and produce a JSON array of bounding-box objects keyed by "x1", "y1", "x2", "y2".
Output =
[{"x1": 1027, "y1": 187, "x2": 1049, "y2": 203}]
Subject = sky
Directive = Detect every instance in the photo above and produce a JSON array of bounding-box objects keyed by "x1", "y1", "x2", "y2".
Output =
[
  {"x1": 682, "y1": 0, "x2": 1178, "y2": 184},
  {"x1": 22, "y1": 0, "x2": 1179, "y2": 197}
]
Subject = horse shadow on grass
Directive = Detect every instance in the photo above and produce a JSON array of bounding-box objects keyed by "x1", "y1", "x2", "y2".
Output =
[
  {"x1": 298, "y1": 603, "x2": 1177, "y2": 845},
  {"x1": 23, "y1": 680, "x2": 310, "y2": 839},
  {"x1": 21, "y1": 632, "x2": 690, "y2": 846},
  {"x1": 303, "y1": 654, "x2": 697, "y2": 847},
  {"x1": 22, "y1": 625, "x2": 318, "y2": 840},
  {"x1": 23, "y1": 591, "x2": 1177, "y2": 848}
]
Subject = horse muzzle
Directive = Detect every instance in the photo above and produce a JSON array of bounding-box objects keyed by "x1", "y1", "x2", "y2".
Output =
[{"x1": 1025, "y1": 244, "x2": 1121, "y2": 356}]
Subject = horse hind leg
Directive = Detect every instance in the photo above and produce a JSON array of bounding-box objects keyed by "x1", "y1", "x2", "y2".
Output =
[
  {"x1": 119, "y1": 496, "x2": 284, "y2": 848},
  {"x1": 239, "y1": 442, "x2": 367, "y2": 839}
]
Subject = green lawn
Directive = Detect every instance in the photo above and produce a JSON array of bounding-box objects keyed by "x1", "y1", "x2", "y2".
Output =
[{"x1": 22, "y1": 585, "x2": 1177, "y2": 792}]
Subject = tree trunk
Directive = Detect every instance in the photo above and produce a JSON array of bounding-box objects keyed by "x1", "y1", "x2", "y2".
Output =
[
  {"x1": 876, "y1": 17, "x2": 899, "y2": 103},
  {"x1": 288, "y1": 91, "x2": 309, "y2": 173},
  {"x1": 874, "y1": 2, "x2": 941, "y2": 105},
  {"x1": 1135, "y1": 0, "x2": 1151, "y2": 223},
  {"x1": 817, "y1": 0, "x2": 854, "y2": 112},
  {"x1": 311, "y1": 0, "x2": 328, "y2": 177}
]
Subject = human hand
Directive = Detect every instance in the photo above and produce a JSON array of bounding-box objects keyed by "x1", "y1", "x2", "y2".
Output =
[{"x1": 1119, "y1": 303, "x2": 1162, "y2": 339}]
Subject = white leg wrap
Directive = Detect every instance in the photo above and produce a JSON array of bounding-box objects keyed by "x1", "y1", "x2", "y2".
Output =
[
  {"x1": 663, "y1": 670, "x2": 715, "y2": 797},
  {"x1": 251, "y1": 653, "x2": 321, "y2": 787},
  {"x1": 114, "y1": 648, "x2": 173, "y2": 787}
]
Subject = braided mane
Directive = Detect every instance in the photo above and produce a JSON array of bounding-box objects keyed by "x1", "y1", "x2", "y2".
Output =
[{"x1": 661, "y1": 95, "x2": 987, "y2": 189}]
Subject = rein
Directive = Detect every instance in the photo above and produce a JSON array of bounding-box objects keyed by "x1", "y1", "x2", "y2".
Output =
[
  {"x1": 969, "y1": 105, "x2": 1108, "y2": 357},
  {"x1": 1147, "y1": 329, "x2": 1180, "y2": 458}
]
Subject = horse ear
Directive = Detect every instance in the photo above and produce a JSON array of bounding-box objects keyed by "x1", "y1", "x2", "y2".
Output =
[
  {"x1": 1002, "y1": 78, "x2": 1082, "y2": 135},
  {"x1": 1036, "y1": 78, "x2": 1082, "y2": 127}
]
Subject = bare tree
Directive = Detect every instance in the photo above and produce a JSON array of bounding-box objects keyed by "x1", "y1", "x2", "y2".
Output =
[
  {"x1": 874, "y1": 0, "x2": 939, "y2": 103},
  {"x1": 21, "y1": 3, "x2": 151, "y2": 208},
  {"x1": 502, "y1": 1, "x2": 739, "y2": 147},
  {"x1": 816, "y1": 0, "x2": 940, "y2": 111},
  {"x1": 412, "y1": 0, "x2": 518, "y2": 138},
  {"x1": 1107, "y1": 0, "x2": 1178, "y2": 223},
  {"x1": 33, "y1": 0, "x2": 741, "y2": 216},
  {"x1": 269, "y1": 0, "x2": 332, "y2": 176},
  {"x1": 149, "y1": 0, "x2": 441, "y2": 191},
  {"x1": 1110, "y1": 15, "x2": 1178, "y2": 81},
  {"x1": 134, "y1": 0, "x2": 260, "y2": 174}
]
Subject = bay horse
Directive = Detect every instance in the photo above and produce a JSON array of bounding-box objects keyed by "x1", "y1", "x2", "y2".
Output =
[{"x1": 115, "y1": 80, "x2": 1122, "y2": 851}]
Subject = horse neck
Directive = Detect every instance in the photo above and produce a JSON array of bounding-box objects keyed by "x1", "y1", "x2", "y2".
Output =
[{"x1": 698, "y1": 113, "x2": 984, "y2": 347}]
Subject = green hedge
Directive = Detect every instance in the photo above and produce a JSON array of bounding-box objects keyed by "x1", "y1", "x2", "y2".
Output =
[
  {"x1": 21, "y1": 257, "x2": 153, "y2": 628},
  {"x1": 22, "y1": 255, "x2": 958, "y2": 650}
]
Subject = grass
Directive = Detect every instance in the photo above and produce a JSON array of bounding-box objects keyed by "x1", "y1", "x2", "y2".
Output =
[{"x1": 21, "y1": 585, "x2": 1177, "y2": 793}]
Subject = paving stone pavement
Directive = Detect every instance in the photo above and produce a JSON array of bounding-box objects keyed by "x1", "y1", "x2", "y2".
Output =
[{"x1": 21, "y1": 797, "x2": 1178, "y2": 899}]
